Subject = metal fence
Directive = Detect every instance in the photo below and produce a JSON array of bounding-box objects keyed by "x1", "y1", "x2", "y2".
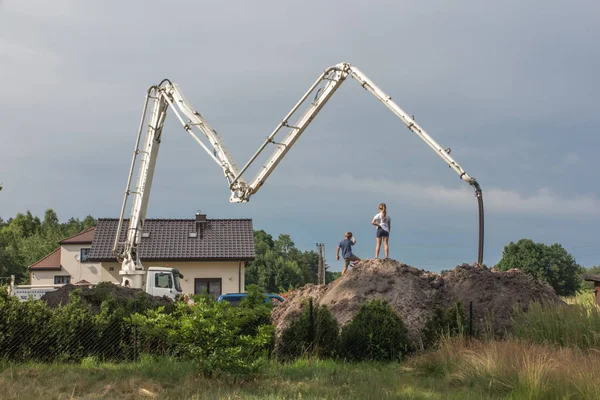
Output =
[{"x1": 0, "y1": 292, "x2": 477, "y2": 365}]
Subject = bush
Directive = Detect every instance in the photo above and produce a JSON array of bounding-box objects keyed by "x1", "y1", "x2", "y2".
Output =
[
  {"x1": 130, "y1": 297, "x2": 274, "y2": 377},
  {"x1": 339, "y1": 299, "x2": 409, "y2": 361},
  {"x1": 277, "y1": 297, "x2": 340, "y2": 360},
  {"x1": 0, "y1": 289, "x2": 53, "y2": 361},
  {"x1": 236, "y1": 284, "x2": 274, "y2": 337},
  {"x1": 1, "y1": 285, "x2": 276, "y2": 377},
  {"x1": 420, "y1": 302, "x2": 466, "y2": 349},
  {"x1": 0, "y1": 288, "x2": 141, "y2": 363}
]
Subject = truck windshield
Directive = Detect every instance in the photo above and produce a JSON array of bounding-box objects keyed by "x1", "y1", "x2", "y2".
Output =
[{"x1": 173, "y1": 273, "x2": 182, "y2": 293}]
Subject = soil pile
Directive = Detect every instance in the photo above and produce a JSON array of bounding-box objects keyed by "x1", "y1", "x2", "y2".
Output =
[
  {"x1": 272, "y1": 259, "x2": 562, "y2": 344},
  {"x1": 41, "y1": 282, "x2": 173, "y2": 313}
]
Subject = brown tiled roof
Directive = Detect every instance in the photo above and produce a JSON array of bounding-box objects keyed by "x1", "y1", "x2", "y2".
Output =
[
  {"x1": 584, "y1": 274, "x2": 600, "y2": 283},
  {"x1": 59, "y1": 227, "x2": 96, "y2": 244},
  {"x1": 29, "y1": 247, "x2": 62, "y2": 270},
  {"x1": 74, "y1": 280, "x2": 92, "y2": 285},
  {"x1": 89, "y1": 218, "x2": 255, "y2": 261}
]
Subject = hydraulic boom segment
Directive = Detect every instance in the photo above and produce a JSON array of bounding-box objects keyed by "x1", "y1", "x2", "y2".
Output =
[{"x1": 113, "y1": 62, "x2": 484, "y2": 286}]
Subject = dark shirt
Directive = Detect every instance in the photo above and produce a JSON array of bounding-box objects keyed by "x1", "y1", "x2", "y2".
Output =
[{"x1": 338, "y1": 238, "x2": 355, "y2": 259}]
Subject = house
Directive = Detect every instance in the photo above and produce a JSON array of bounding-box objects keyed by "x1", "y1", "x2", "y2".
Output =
[{"x1": 29, "y1": 212, "x2": 255, "y2": 299}]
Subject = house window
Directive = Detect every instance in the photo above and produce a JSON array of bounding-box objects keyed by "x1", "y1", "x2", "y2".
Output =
[
  {"x1": 155, "y1": 273, "x2": 173, "y2": 289},
  {"x1": 80, "y1": 248, "x2": 90, "y2": 262},
  {"x1": 54, "y1": 275, "x2": 71, "y2": 285},
  {"x1": 194, "y1": 278, "x2": 222, "y2": 300}
]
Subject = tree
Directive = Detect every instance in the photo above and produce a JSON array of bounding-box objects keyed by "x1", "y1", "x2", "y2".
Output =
[
  {"x1": 246, "y1": 230, "x2": 323, "y2": 292},
  {"x1": 495, "y1": 239, "x2": 582, "y2": 296},
  {"x1": 82, "y1": 215, "x2": 97, "y2": 229},
  {"x1": 0, "y1": 210, "x2": 98, "y2": 283}
]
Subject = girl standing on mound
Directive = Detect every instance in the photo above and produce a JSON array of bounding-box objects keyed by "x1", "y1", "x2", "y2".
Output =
[{"x1": 372, "y1": 203, "x2": 391, "y2": 259}]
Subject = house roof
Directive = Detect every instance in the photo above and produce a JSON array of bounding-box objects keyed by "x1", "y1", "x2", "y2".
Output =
[
  {"x1": 584, "y1": 274, "x2": 600, "y2": 283},
  {"x1": 88, "y1": 218, "x2": 255, "y2": 261},
  {"x1": 59, "y1": 226, "x2": 96, "y2": 244},
  {"x1": 29, "y1": 247, "x2": 62, "y2": 271}
]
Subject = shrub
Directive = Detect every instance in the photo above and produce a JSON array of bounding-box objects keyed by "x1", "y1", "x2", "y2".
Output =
[
  {"x1": 130, "y1": 296, "x2": 274, "y2": 377},
  {"x1": 277, "y1": 298, "x2": 339, "y2": 360},
  {"x1": 339, "y1": 299, "x2": 409, "y2": 361},
  {"x1": 420, "y1": 302, "x2": 466, "y2": 349},
  {"x1": 0, "y1": 289, "x2": 53, "y2": 362},
  {"x1": 235, "y1": 284, "x2": 274, "y2": 337},
  {"x1": 1, "y1": 285, "x2": 275, "y2": 376}
]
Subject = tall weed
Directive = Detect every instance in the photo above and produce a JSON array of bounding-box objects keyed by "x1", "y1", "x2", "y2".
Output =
[
  {"x1": 412, "y1": 337, "x2": 600, "y2": 399},
  {"x1": 510, "y1": 300, "x2": 600, "y2": 349}
]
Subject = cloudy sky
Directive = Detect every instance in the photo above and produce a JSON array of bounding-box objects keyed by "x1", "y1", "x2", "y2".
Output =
[{"x1": 1, "y1": 0, "x2": 599, "y2": 272}]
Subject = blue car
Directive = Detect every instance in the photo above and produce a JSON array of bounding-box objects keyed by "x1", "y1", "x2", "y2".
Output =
[{"x1": 217, "y1": 293, "x2": 285, "y2": 306}]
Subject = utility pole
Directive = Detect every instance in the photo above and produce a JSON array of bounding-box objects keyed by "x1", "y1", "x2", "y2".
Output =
[{"x1": 316, "y1": 243, "x2": 326, "y2": 285}]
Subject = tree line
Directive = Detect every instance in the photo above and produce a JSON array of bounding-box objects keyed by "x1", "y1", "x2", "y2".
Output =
[
  {"x1": 0, "y1": 209, "x2": 341, "y2": 290},
  {"x1": 0, "y1": 210, "x2": 97, "y2": 283},
  {"x1": 2, "y1": 210, "x2": 595, "y2": 296}
]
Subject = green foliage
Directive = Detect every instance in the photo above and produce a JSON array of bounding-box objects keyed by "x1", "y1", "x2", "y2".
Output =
[
  {"x1": 0, "y1": 285, "x2": 275, "y2": 377},
  {"x1": 0, "y1": 209, "x2": 97, "y2": 282},
  {"x1": 277, "y1": 298, "x2": 340, "y2": 360},
  {"x1": 246, "y1": 230, "x2": 323, "y2": 293},
  {"x1": 420, "y1": 302, "x2": 466, "y2": 349},
  {"x1": 130, "y1": 296, "x2": 274, "y2": 377},
  {"x1": 339, "y1": 299, "x2": 409, "y2": 362},
  {"x1": 235, "y1": 284, "x2": 274, "y2": 337},
  {"x1": 495, "y1": 238, "x2": 582, "y2": 296},
  {"x1": 0, "y1": 286, "x2": 145, "y2": 363},
  {"x1": 0, "y1": 289, "x2": 53, "y2": 361}
]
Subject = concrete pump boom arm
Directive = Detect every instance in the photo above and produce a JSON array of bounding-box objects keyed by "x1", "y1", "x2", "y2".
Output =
[{"x1": 113, "y1": 62, "x2": 484, "y2": 279}]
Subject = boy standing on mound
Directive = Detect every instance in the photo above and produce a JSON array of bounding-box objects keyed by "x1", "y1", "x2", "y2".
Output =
[{"x1": 336, "y1": 231, "x2": 360, "y2": 275}]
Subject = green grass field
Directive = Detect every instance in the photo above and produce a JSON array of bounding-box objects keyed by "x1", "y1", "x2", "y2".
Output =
[
  {"x1": 2, "y1": 292, "x2": 599, "y2": 400},
  {"x1": 2, "y1": 337, "x2": 600, "y2": 400}
]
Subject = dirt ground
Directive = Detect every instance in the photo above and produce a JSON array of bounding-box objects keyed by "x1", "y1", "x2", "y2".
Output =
[
  {"x1": 40, "y1": 282, "x2": 173, "y2": 313},
  {"x1": 272, "y1": 259, "x2": 562, "y2": 344}
]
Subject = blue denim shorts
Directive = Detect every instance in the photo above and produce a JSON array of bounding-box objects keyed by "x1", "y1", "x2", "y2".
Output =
[{"x1": 376, "y1": 227, "x2": 389, "y2": 238}]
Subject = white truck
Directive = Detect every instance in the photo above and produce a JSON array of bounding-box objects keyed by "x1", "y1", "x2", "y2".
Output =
[{"x1": 7, "y1": 266, "x2": 184, "y2": 302}]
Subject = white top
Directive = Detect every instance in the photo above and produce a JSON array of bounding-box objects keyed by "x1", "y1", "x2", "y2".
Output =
[{"x1": 373, "y1": 212, "x2": 391, "y2": 232}]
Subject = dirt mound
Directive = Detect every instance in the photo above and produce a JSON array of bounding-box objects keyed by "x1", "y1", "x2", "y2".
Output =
[
  {"x1": 41, "y1": 282, "x2": 173, "y2": 313},
  {"x1": 272, "y1": 259, "x2": 562, "y2": 344}
]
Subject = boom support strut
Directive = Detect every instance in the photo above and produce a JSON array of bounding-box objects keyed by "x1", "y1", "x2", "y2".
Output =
[{"x1": 113, "y1": 62, "x2": 484, "y2": 279}]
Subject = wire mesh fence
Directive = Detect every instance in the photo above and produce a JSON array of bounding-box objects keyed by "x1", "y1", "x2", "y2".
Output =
[{"x1": 1, "y1": 287, "x2": 477, "y2": 366}]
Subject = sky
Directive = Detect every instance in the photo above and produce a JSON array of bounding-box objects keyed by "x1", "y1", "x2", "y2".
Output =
[{"x1": 1, "y1": 0, "x2": 599, "y2": 273}]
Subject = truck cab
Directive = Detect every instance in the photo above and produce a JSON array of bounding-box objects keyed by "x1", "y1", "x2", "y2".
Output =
[{"x1": 145, "y1": 267, "x2": 184, "y2": 299}]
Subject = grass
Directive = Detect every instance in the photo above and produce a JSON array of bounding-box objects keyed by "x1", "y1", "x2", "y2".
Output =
[
  {"x1": 3, "y1": 339, "x2": 600, "y2": 399},
  {"x1": 412, "y1": 337, "x2": 600, "y2": 400},
  {"x1": 510, "y1": 291, "x2": 600, "y2": 349},
  {"x1": 0, "y1": 356, "x2": 485, "y2": 400}
]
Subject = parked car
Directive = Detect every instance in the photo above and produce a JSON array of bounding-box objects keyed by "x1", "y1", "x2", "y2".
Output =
[{"x1": 217, "y1": 292, "x2": 285, "y2": 306}]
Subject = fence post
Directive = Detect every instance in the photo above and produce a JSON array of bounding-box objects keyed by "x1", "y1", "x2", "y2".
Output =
[
  {"x1": 308, "y1": 297, "x2": 314, "y2": 353},
  {"x1": 469, "y1": 301, "x2": 473, "y2": 338}
]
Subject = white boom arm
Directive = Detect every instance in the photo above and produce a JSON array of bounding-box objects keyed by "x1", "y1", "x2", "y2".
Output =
[{"x1": 113, "y1": 63, "x2": 484, "y2": 284}]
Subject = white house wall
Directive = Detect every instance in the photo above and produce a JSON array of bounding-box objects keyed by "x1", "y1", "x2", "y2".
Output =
[
  {"x1": 150, "y1": 261, "x2": 245, "y2": 295},
  {"x1": 100, "y1": 261, "x2": 246, "y2": 295},
  {"x1": 30, "y1": 269, "x2": 61, "y2": 284},
  {"x1": 30, "y1": 252, "x2": 247, "y2": 296},
  {"x1": 60, "y1": 244, "x2": 103, "y2": 284}
]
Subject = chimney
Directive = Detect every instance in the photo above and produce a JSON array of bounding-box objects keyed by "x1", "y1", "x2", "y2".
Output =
[
  {"x1": 195, "y1": 211, "x2": 207, "y2": 223},
  {"x1": 195, "y1": 211, "x2": 207, "y2": 238}
]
